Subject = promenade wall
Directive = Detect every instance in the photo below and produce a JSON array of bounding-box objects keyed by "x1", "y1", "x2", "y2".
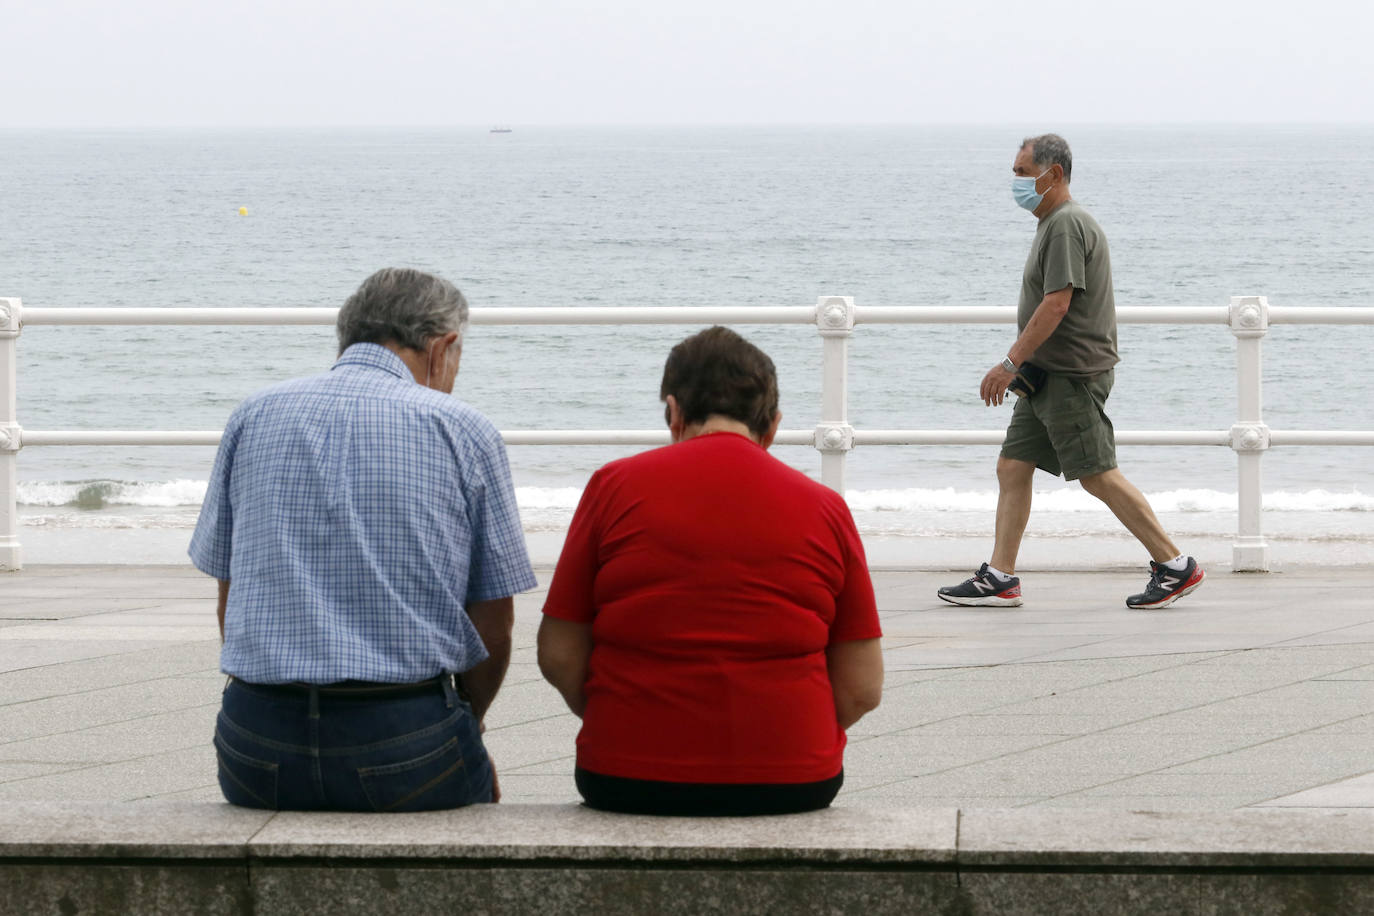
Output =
[{"x1": 3, "y1": 802, "x2": 1373, "y2": 915}]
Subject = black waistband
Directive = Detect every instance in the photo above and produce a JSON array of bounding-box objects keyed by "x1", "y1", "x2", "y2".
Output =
[{"x1": 230, "y1": 675, "x2": 449, "y2": 700}]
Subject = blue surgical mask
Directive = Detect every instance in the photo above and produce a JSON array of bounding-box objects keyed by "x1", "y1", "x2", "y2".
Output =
[{"x1": 1012, "y1": 169, "x2": 1051, "y2": 211}]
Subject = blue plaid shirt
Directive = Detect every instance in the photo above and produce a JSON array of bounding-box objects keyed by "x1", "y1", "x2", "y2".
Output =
[{"x1": 189, "y1": 343, "x2": 537, "y2": 684}]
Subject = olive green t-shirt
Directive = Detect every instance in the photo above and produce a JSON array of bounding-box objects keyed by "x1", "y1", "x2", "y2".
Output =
[{"x1": 1017, "y1": 200, "x2": 1119, "y2": 379}]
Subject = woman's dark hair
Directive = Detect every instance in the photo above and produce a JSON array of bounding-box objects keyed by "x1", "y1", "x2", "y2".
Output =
[{"x1": 659, "y1": 326, "x2": 779, "y2": 438}]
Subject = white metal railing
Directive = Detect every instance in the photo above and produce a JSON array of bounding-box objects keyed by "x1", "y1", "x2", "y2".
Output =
[{"x1": 2, "y1": 295, "x2": 1372, "y2": 573}]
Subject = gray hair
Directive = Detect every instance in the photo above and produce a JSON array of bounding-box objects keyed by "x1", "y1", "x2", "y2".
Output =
[
  {"x1": 1021, "y1": 133, "x2": 1073, "y2": 184},
  {"x1": 336, "y1": 268, "x2": 469, "y2": 355}
]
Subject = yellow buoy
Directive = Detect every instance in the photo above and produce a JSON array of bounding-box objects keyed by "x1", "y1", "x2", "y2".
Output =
[{"x1": 238, "y1": 206, "x2": 248, "y2": 216}]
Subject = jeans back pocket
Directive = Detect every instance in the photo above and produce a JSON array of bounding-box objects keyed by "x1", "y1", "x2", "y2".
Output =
[
  {"x1": 357, "y1": 736, "x2": 468, "y2": 812},
  {"x1": 214, "y1": 732, "x2": 279, "y2": 809}
]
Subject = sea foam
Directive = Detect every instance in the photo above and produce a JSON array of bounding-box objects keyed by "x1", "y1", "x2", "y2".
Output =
[{"x1": 16, "y1": 481, "x2": 1373, "y2": 514}]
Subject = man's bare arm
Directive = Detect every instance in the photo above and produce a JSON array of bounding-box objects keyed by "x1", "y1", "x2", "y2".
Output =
[
  {"x1": 216, "y1": 579, "x2": 229, "y2": 642},
  {"x1": 1010, "y1": 284, "x2": 1074, "y2": 366},
  {"x1": 980, "y1": 285, "x2": 1074, "y2": 406},
  {"x1": 463, "y1": 597, "x2": 515, "y2": 722},
  {"x1": 537, "y1": 616, "x2": 592, "y2": 717}
]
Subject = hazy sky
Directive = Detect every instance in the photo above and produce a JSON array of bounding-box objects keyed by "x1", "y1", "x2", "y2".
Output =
[{"x1": 4, "y1": 0, "x2": 1371, "y2": 127}]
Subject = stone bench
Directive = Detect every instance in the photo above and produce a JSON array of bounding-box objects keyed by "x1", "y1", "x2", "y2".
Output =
[{"x1": 3, "y1": 802, "x2": 1372, "y2": 915}]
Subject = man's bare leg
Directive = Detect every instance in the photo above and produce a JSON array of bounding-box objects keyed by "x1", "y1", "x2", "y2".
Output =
[
  {"x1": 1078, "y1": 467, "x2": 1178, "y2": 562},
  {"x1": 989, "y1": 457, "x2": 1036, "y2": 574}
]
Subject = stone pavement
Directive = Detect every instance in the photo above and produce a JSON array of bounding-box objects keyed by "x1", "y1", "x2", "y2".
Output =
[{"x1": 1, "y1": 564, "x2": 1372, "y2": 812}]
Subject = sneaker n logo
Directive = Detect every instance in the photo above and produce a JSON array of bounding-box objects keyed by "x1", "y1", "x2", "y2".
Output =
[
  {"x1": 1160, "y1": 575, "x2": 1180, "y2": 590},
  {"x1": 973, "y1": 578, "x2": 995, "y2": 594}
]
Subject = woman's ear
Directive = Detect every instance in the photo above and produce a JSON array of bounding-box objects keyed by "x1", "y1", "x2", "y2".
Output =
[
  {"x1": 664, "y1": 395, "x2": 686, "y2": 443},
  {"x1": 759, "y1": 411, "x2": 782, "y2": 450}
]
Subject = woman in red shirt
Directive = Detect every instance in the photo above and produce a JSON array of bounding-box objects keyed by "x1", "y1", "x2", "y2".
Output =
[{"x1": 538, "y1": 326, "x2": 884, "y2": 816}]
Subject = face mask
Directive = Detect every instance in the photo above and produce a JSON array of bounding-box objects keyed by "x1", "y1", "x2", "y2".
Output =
[{"x1": 1012, "y1": 168, "x2": 1052, "y2": 211}]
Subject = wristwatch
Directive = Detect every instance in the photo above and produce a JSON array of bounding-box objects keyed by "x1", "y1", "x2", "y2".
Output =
[{"x1": 1000, "y1": 356, "x2": 1018, "y2": 373}]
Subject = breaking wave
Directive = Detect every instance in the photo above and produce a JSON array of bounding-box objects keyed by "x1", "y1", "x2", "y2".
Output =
[{"x1": 18, "y1": 479, "x2": 208, "y2": 510}]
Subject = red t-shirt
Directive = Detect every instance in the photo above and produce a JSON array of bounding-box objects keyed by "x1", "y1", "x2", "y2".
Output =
[{"x1": 542, "y1": 432, "x2": 881, "y2": 784}]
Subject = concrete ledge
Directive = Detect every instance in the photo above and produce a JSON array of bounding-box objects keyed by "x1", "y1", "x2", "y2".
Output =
[
  {"x1": 248, "y1": 804, "x2": 958, "y2": 864},
  {"x1": 0, "y1": 802, "x2": 274, "y2": 860},
  {"x1": 3, "y1": 803, "x2": 1374, "y2": 915},
  {"x1": 957, "y1": 808, "x2": 1374, "y2": 869}
]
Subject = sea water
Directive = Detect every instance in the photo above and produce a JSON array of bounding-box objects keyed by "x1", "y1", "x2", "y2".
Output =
[{"x1": 3, "y1": 126, "x2": 1372, "y2": 563}]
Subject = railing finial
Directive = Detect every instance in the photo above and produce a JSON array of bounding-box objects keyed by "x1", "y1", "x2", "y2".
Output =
[
  {"x1": 0, "y1": 299, "x2": 21, "y2": 340},
  {"x1": 1228, "y1": 295, "x2": 1269, "y2": 338},
  {"x1": 816, "y1": 296, "x2": 855, "y2": 337},
  {"x1": 1229, "y1": 423, "x2": 1271, "y2": 452}
]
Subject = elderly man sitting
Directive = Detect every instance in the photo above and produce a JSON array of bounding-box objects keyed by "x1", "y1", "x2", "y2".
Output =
[{"x1": 190, "y1": 267, "x2": 536, "y2": 812}]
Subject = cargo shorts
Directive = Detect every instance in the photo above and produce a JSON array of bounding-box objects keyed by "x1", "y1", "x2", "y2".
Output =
[{"x1": 1000, "y1": 369, "x2": 1117, "y2": 481}]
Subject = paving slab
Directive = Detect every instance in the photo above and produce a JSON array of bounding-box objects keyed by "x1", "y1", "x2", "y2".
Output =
[
  {"x1": 0, "y1": 642, "x2": 219, "y2": 706},
  {"x1": 501, "y1": 754, "x2": 577, "y2": 776},
  {"x1": 1314, "y1": 713, "x2": 1374, "y2": 734},
  {"x1": 0, "y1": 675, "x2": 221, "y2": 743},
  {"x1": 847, "y1": 732, "x2": 1059, "y2": 768},
  {"x1": 0, "y1": 623, "x2": 217, "y2": 642},
  {"x1": 0, "y1": 597, "x2": 164, "y2": 620},
  {"x1": 0, "y1": 640, "x2": 176, "y2": 673},
  {"x1": 1104, "y1": 709, "x2": 1350, "y2": 737},
  {"x1": 1258, "y1": 772, "x2": 1374, "y2": 808},
  {"x1": 1275, "y1": 623, "x2": 1374, "y2": 646},
  {"x1": 1021, "y1": 794, "x2": 1267, "y2": 811},
  {"x1": 0, "y1": 762, "x2": 92, "y2": 782},
  {"x1": 0, "y1": 745, "x2": 218, "y2": 802},
  {"x1": 1068, "y1": 773, "x2": 1351, "y2": 800},
  {"x1": 900, "y1": 714, "x2": 1130, "y2": 736},
  {"x1": 484, "y1": 723, "x2": 583, "y2": 771},
  {"x1": 1162, "y1": 734, "x2": 1374, "y2": 776},
  {"x1": 0, "y1": 704, "x2": 219, "y2": 765}
]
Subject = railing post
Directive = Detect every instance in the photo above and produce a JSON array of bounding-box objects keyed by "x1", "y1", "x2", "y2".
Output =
[
  {"x1": 1229, "y1": 295, "x2": 1270, "y2": 572},
  {"x1": 0, "y1": 298, "x2": 22, "y2": 572},
  {"x1": 814, "y1": 296, "x2": 855, "y2": 494}
]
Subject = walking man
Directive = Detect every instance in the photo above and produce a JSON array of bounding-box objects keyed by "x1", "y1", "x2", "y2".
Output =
[
  {"x1": 190, "y1": 267, "x2": 537, "y2": 810},
  {"x1": 938, "y1": 134, "x2": 1204, "y2": 610}
]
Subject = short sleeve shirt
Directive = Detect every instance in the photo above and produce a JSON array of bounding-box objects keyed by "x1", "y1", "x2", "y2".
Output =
[
  {"x1": 541, "y1": 433, "x2": 882, "y2": 784},
  {"x1": 188, "y1": 343, "x2": 537, "y2": 684},
  {"x1": 1018, "y1": 200, "x2": 1120, "y2": 379}
]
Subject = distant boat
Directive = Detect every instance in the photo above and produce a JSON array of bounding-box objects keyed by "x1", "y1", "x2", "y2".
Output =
[{"x1": 490, "y1": 126, "x2": 513, "y2": 134}]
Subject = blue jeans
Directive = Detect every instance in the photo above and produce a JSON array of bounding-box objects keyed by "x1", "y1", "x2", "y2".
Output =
[{"x1": 214, "y1": 676, "x2": 493, "y2": 811}]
